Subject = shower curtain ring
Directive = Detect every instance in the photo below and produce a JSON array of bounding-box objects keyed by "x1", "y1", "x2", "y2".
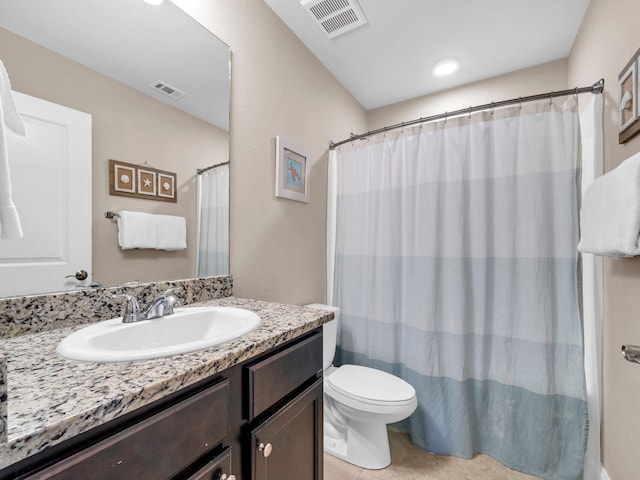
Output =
[
  {"x1": 444, "y1": 111, "x2": 448, "y2": 123},
  {"x1": 490, "y1": 102, "x2": 495, "y2": 115},
  {"x1": 468, "y1": 106, "x2": 472, "y2": 118},
  {"x1": 518, "y1": 97, "x2": 522, "y2": 110},
  {"x1": 549, "y1": 92, "x2": 554, "y2": 105}
]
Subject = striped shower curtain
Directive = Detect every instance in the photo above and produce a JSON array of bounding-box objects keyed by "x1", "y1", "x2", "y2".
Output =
[{"x1": 330, "y1": 98, "x2": 587, "y2": 480}]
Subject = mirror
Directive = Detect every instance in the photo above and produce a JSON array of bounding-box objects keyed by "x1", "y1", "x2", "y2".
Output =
[{"x1": 0, "y1": 0, "x2": 230, "y2": 297}]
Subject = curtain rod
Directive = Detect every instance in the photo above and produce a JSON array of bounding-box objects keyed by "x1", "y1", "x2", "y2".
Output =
[
  {"x1": 197, "y1": 161, "x2": 230, "y2": 175},
  {"x1": 329, "y1": 78, "x2": 604, "y2": 150}
]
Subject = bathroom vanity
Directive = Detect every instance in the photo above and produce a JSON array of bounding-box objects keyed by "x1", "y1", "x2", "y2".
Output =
[{"x1": 0, "y1": 279, "x2": 330, "y2": 480}]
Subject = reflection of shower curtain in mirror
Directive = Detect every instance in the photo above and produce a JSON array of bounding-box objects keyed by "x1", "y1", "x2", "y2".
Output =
[{"x1": 196, "y1": 164, "x2": 229, "y2": 276}]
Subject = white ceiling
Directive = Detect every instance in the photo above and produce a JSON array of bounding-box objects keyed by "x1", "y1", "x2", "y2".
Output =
[
  {"x1": 264, "y1": 0, "x2": 591, "y2": 110},
  {"x1": 0, "y1": 0, "x2": 230, "y2": 131}
]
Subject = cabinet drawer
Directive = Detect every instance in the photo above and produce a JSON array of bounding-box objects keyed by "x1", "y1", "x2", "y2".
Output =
[
  {"x1": 185, "y1": 447, "x2": 233, "y2": 480},
  {"x1": 246, "y1": 332, "x2": 322, "y2": 420},
  {"x1": 29, "y1": 379, "x2": 229, "y2": 480}
]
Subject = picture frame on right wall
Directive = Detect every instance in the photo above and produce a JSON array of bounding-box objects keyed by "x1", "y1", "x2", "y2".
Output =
[
  {"x1": 275, "y1": 136, "x2": 311, "y2": 203},
  {"x1": 618, "y1": 48, "x2": 640, "y2": 143}
]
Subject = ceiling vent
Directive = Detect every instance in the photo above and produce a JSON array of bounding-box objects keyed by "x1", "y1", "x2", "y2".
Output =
[
  {"x1": 300, "y1": 0, "x2": 368, "y2": 39},
  {"x1": 149, "y1": 80, "x2": 186, "y2": 100}
]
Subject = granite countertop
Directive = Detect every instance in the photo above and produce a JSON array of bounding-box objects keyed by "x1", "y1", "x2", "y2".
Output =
[{"x1": 0, "y1": 297, "x2": 332, "y2": 468}]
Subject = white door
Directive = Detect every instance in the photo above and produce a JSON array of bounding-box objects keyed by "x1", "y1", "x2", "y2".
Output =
[{"x1": 0, "y1": 91, "x2": 91, "y2": 297}]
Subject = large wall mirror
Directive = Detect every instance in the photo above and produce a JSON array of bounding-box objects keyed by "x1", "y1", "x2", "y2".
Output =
[{"x1": 0, "y1": 0, "x2": 230, "y2": 298}]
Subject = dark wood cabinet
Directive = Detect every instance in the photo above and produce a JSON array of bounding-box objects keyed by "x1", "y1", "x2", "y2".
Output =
[
  {"x1": 248, "y1": 379, "x2": 323, "y2": 480},
  {"x1": 26, "y1": 380, "x2": 229, "y2": 480},
  {"x1": 2, "y1": 329, "x2": 323, "y2": 480}
]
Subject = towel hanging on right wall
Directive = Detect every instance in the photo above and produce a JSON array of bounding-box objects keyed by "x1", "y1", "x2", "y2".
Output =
[{"x1": 578, "y1": 151, "x2": 640, "y2": 257}]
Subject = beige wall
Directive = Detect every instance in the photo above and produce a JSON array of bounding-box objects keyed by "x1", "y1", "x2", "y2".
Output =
[
  {"x1": 0, "y1": 27, "x2": 229, "y2": 288},
  {"x1": 368, "y1": 59, "x2": 568, "y2": 131},
  {"x1": 568, "y1": 0, "x2": 640, "y2": 478},
  {"x1": 174, "y1": 0, "x2": 367, "y2": 305}
]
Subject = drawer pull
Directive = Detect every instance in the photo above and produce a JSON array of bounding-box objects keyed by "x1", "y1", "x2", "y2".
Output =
[
  {"x1": 219, "y1": 475, "x2": 236, "y2": 480},
  {"x1": 258, "y1": 442, "x2": 273, "y2": 458}
]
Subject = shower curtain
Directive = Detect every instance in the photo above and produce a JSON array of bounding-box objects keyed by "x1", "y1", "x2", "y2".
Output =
[
  {"x1": 196, "y1": 163, "x2": 229, "y2": 276},
  {"x1": 328, "y1": 98, "x2": 590, "y2": 480},
  {"x1": 580, "y1": 95, "x2": 603, "y2": 480}
]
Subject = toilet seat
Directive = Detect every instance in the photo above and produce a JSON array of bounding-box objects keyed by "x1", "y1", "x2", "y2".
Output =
[{"x1": 326, "y1": 364, "x2": 416, "y2": 407}]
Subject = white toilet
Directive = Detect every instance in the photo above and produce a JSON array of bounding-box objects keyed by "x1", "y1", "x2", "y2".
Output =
[{"x1": 306, "y1": 304, "x2": 418, "y2": 470}]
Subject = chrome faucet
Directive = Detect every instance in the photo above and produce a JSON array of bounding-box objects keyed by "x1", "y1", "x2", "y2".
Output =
[
  {"x1": 112, "y1": 288, "x2": 181, "y2": 323},
  {"x1": 144, "y1": 288, "x2": 180, "y2": 319}
]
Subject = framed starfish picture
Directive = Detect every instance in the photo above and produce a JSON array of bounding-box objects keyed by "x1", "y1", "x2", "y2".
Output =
[
  {"x1": 108, "y1": 159, "x2": 177, "y2": 202},
  {"x1": 137, "y1": 169, "x2": 157, "y2": 196}
]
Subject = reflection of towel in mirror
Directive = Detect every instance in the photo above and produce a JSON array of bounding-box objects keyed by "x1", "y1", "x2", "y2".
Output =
[
  {"x1": 0, "y1": 59, "x2": 26, "y2": 240},
  {"x1": 116, "y1": 211, "x2": 187, "y2": 251},
  {"x1": 156, "y1": 214, "x2": 187, "y2": 251},
  {"x1": 578, "y1": 152, "x2": 640, "y2": 257},
  {"x1": 117, "y1": 211, "x2": 158, "y2": 250}
]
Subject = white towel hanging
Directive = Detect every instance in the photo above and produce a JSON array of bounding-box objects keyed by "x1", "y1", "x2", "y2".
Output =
[
  {"x1": 156, "y1": 214, "x2": 187, "y2": 251},
  {"x1": 0, "y1": 59, "x2": 26, "y2": 240},
  {"x1": 117, "y1": 211, "x2": 158, "y2": 250},
  {"x1": 115, "y1": 211, "x2": 186, "y2": 251},
  {"x1": 578, "y1": 152, "x2": 640, "y2": 257}
]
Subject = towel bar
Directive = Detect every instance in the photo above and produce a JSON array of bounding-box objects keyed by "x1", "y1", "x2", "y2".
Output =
[{"x1": 105, "y1": 211, "x2": 120, "y2": 219}]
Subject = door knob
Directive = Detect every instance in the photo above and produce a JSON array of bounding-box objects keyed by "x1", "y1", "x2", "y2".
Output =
[
  {"x1": 219, "y1": 474, "x2": 236, "y2": 480},
  {"x1": 65, "y1": 269, "x2": 88, "y2": 281},
  {"x1": 258, "y1": 442, "x2": 273, "y2": 458}
]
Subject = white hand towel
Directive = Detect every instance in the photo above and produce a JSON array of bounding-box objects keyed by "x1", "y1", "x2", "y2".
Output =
[
  {"x1": 0, "y1": 59, "x2": 26, "y2": 240},
  {"x1": 117, "y1": 211, "x2": 158, "y2": 250},
  {"x1": 156, "y1": 214, "x2": 187, "y2": 251},
  {"x1": 578, "y1": 152, "x2": 640, "y2": 257}
]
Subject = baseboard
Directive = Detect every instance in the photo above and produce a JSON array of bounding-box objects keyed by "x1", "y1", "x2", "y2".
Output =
[{"x1": 601, "y1": 466, "x2": 611, "y2": 480}]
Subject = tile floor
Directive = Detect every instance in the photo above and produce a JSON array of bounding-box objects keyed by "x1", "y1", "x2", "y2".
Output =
[{"x1": 324, "y1": 431, "x2": 542, "y2": 480}]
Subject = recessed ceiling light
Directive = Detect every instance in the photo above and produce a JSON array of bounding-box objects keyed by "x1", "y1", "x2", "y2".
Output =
[
  {"x1": 144, "y1": 0, "x2": 164, "y2": 5},
  {"x1": 432, "y1": 59, "x2": 460, "y2": 77}
]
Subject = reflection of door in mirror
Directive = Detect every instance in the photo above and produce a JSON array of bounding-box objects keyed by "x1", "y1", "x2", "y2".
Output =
[{"x1": 0, "y1": 92, "x2": 91, "y2": 297}]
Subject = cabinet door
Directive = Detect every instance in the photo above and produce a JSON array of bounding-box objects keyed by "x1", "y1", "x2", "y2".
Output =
[{"x1": 249, "y1": 379, "x2": 323, "y2": 480}]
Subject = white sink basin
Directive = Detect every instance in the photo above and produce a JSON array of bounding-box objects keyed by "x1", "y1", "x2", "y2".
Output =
[{"x1": 56, "y1": 306, "x2": 261, "y2": 363}]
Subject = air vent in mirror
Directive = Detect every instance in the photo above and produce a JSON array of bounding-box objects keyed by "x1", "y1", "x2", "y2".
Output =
[{"x1": 149, "y1": 81, "x2": 186, "y2": 99}]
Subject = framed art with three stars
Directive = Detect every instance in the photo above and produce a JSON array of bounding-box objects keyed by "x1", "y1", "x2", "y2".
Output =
[{"x1": 108, "y1": 159, "x2": 177, "y2": 202}]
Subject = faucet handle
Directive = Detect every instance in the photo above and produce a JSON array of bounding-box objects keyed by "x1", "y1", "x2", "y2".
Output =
[
  {"x1": 111, "y1": 294, "x2": 142, "y2": 323},
  {"x1": 164, "y1": 289, "x2": 181, "y2": 315}
]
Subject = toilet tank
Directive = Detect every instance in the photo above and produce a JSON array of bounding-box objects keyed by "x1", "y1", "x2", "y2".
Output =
[{"x1": 305, "y1": 304, "x2": 339, "y2": 371}]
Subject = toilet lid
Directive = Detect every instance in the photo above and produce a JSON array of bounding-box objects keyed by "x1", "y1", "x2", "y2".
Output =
[{"x1": 326, "y1": 364, "x2": 415, "y2": 404}]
